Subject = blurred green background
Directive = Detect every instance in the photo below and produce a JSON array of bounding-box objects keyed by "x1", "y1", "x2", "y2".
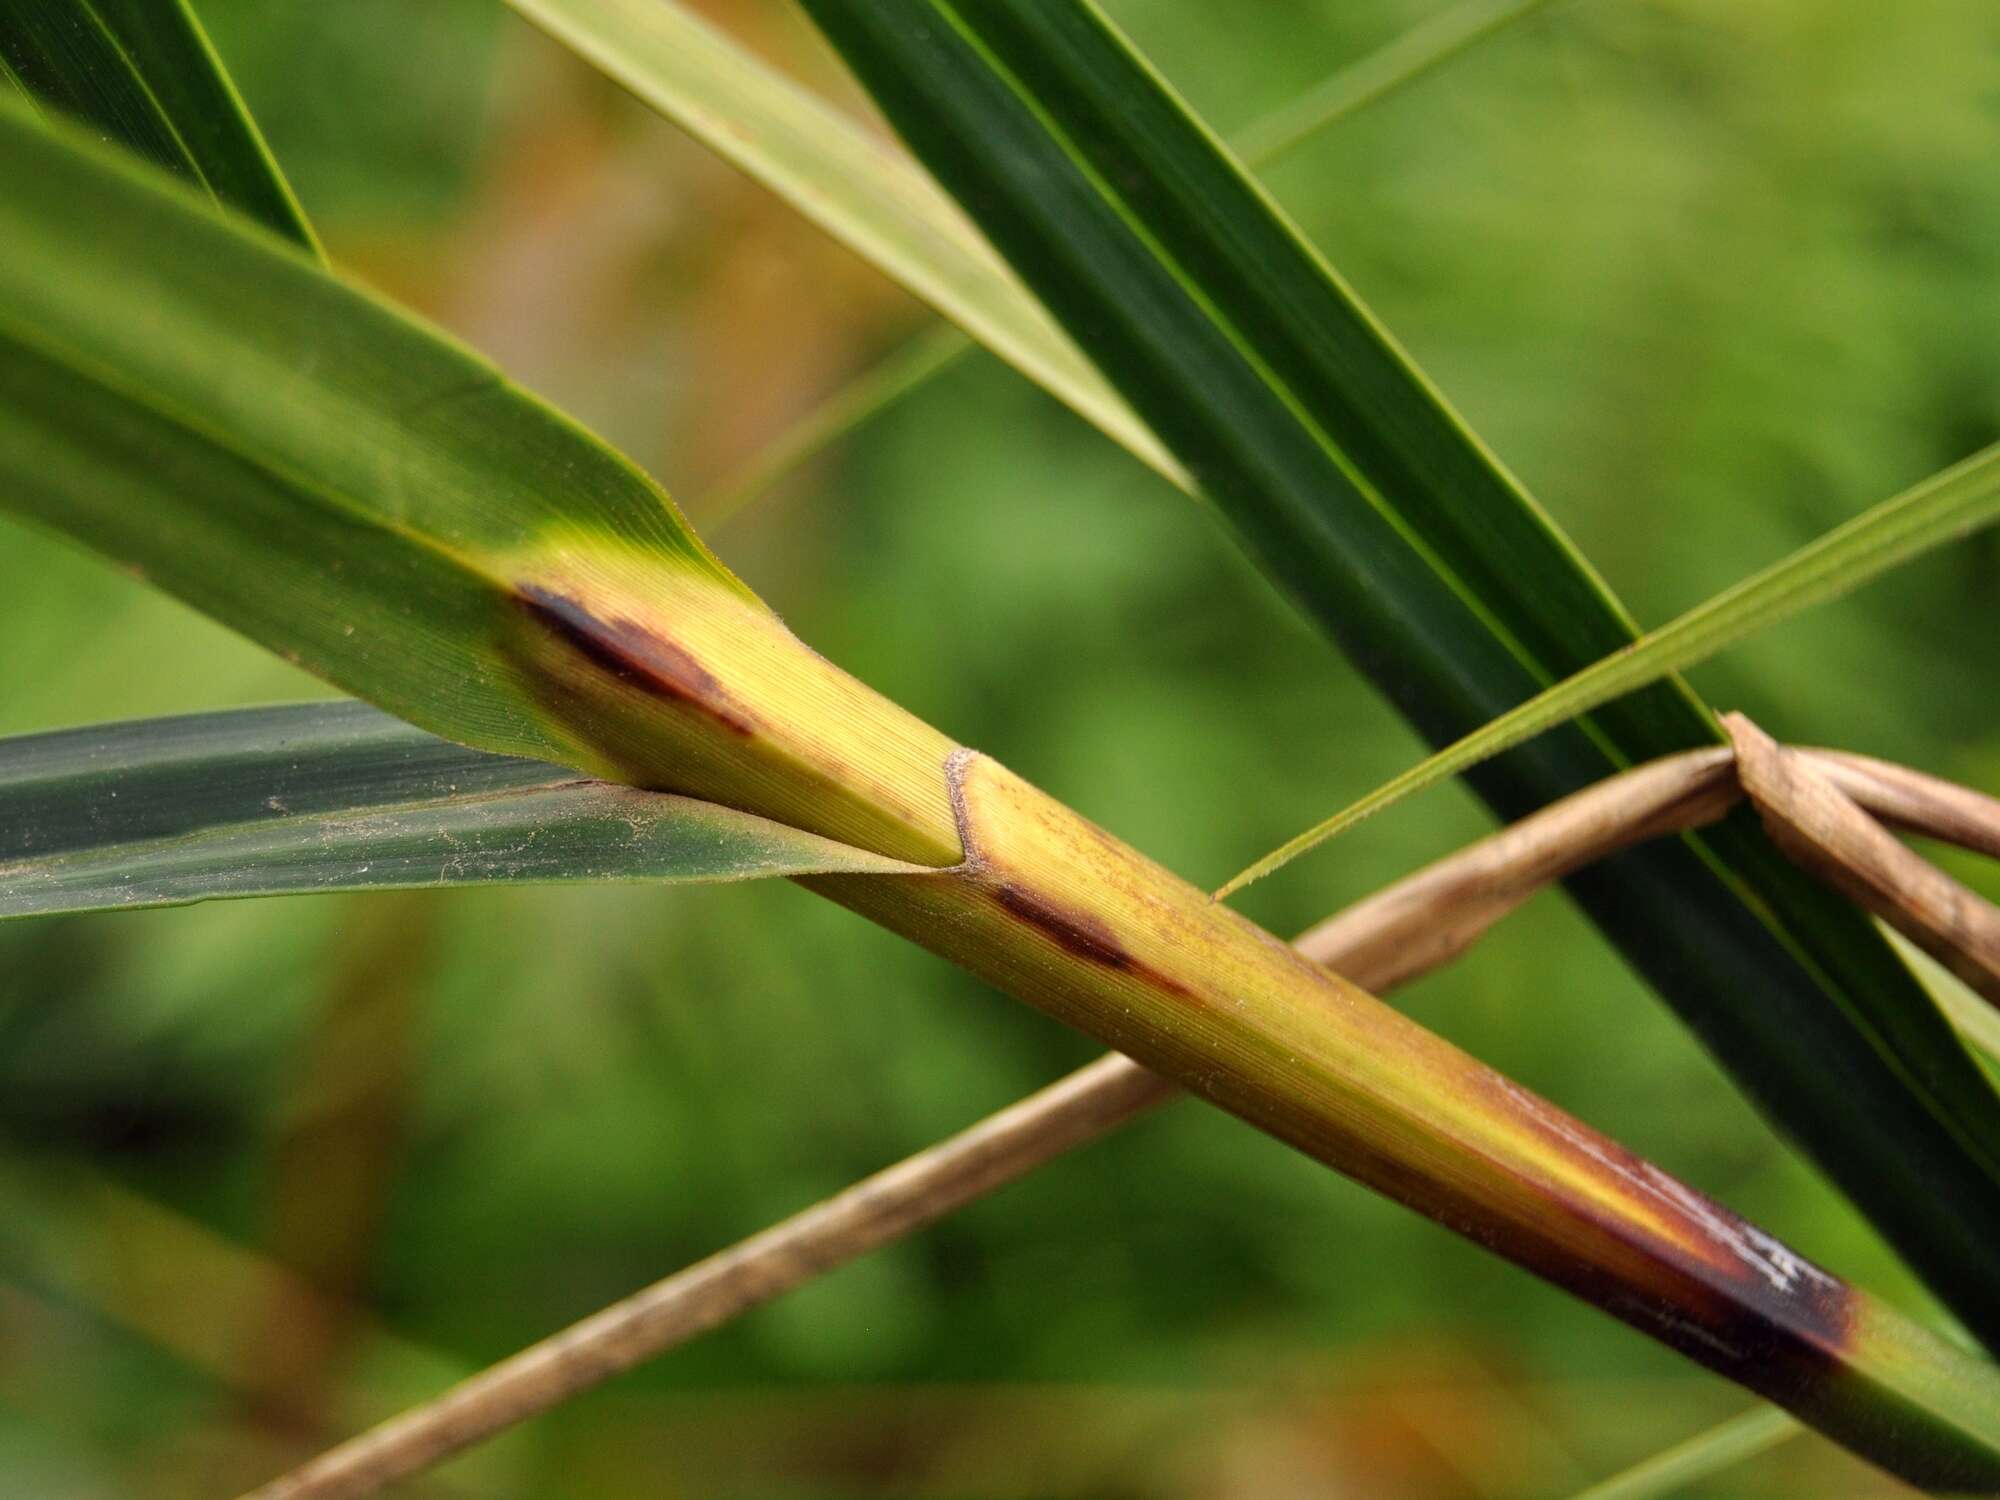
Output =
[{"x1": 2, "y1": 2, "x2": 1997, "y2": 1495}]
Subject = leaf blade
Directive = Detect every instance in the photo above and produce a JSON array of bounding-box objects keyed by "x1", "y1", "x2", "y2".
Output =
[
  {"x1": 0, "y1": 91, "x2": 743, "y2": 772},
  {"x1": 518, "y1": 0, "x2": 1575, "y2": 527},
  {"x1": 0, "y1": 0, "x2": 317, "y2": 251},
  {"x1": 0, "y1": 702, "x2": 924, "y2": 918},
  {"x1": 0, "y1": 96, "x2": 969, "y2": 870},
  {"x1": 506, "y1": 0, "x2": 1179, "y2": 487}
]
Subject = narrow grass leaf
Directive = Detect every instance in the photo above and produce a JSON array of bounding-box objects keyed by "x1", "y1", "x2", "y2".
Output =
[
  {"x1": 1234, "y1": 0, "x2": 1573, "y2": 165},
  {"x1": 1569, "y1": 1407, "x2": 1800, "y2": 1500},
  {"x1": 698, "y1": 323, "x2": 971, "y2": 530},
  {"x1": 0, "y1": 0, "x2": 317, "y2": 251},
  {"x1": 1221, "y1": 442, "x2": 2000, "y2": 896},
  {"x1": 0, "y1": 97, "x2": 733, "y2": 773},
  {"x1": 0, "y1": 99, "x2": 984, "y2": 873},
  {"x1": 504, "y1": 0, "x2": 1177, "y2": 486},
  {"x1": 792, "y1": 0, "x2": 2000, "y2": 1352},
  {"x1": 1888, "y1": 926, "x2": 2000, "y2": 1069},
  {"x1": 0, "y1": 703, "x2": 925, "y2": 919}
]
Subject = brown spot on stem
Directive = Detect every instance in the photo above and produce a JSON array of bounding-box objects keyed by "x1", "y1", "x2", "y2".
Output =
[
  {"x1": 515, "y1": 585, "x2": 755, "y2": 737},
  {"x1": 992, "y1": 884, "x2": 1195, "y2": 999}
]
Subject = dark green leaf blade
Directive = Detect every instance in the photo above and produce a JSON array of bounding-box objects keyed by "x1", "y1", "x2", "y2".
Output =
[
  {"x1": 0, "y1": 702, "x2": 924, "y2": 918},
  {"x1": 793, "y1": 0, "x2": 2000, "y2": 1348},
  {"x1": 0, "y1": 0, "x2": 316, "y2": 251}
]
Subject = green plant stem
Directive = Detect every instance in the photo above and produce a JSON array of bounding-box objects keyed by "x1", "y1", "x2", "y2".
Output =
[{"x1": 239, "y1": 736, "x2": 1996, "y2": 1500}]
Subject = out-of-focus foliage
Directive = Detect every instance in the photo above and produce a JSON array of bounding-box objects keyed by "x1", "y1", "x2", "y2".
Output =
[{"x1": 0, "y1": 2, "x2": 1993, "y2": 1496}]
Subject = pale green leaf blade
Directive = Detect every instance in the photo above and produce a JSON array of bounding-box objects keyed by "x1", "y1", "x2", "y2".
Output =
[
  {"x1": 521, "y1": 0, "x2": 1569, "y2": 531},
  {"x1": 1886, "y1": 925, "x2": 2000, "y2": 1070},
  {"x1": 0, "y1": 702, "x2": 922, "y2": 919},
  {"x1": 1221, "y1": 441, "x2": 2000, "y2": 896},
  {"x1": 505, "y1": 0, "x2": 1180, "y2": 487}
]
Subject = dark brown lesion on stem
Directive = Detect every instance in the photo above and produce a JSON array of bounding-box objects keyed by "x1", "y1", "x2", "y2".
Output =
[
  {"x1": 991, "y1": 883, "x2": 1196, "y2": 999},
  {"x1": 514, "y1": 584, "x2": 756, "y2": 738}
]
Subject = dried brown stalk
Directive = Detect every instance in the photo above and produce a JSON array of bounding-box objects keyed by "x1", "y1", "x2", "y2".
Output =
[
  {"x1": 239, "y1": 1054, "x2": 1174, "y2": 1500},
  {"x1": 242, "y1": 726, "x2": 2000, "y2": 1500},
  {"x1": 1806, "y1": 747, "x2": 2000, "y2": 861},
  {"x1": 1727, "y1": 715, "x2": 2000, "y2": 1007},
  {"x1": 1293, "y1": 745, "x2": 1741, "y2": 988}
]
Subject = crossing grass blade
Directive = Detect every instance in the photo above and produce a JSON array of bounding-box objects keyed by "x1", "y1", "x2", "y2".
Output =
[
  {"x1": 1568, "y1": 1407, "x2": 1800, "y2": 1500},
  {"x1": 697, "y1": 323, "x2": 972, "y2": 530},
  {"x1": 0, "y1": 0, "x2": 318, "y2": 252},
  {"x1": 790, "y1": 0, "x2": 2000, "y2": 1351},
  {"x1": 505, "y1": 0, "x2": 1178, "y2": 487},
  {"x1": 1220, "y1": 440, "x2": 2000, "y2": 896},
  {"x1": 1233, "y1": 0, "x2": 1572, "y2": 165},
  {"x1": 0, "y1": 702, "x2": 925, "y2": 919}
]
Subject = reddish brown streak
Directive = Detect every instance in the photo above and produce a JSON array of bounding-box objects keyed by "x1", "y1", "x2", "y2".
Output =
[
  {"x1": 992, "y1": 883, "x2": 1195, "y2": 999},
  {"x1": 515, "y1": 585, "x2": 755, "y2": 737}
]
